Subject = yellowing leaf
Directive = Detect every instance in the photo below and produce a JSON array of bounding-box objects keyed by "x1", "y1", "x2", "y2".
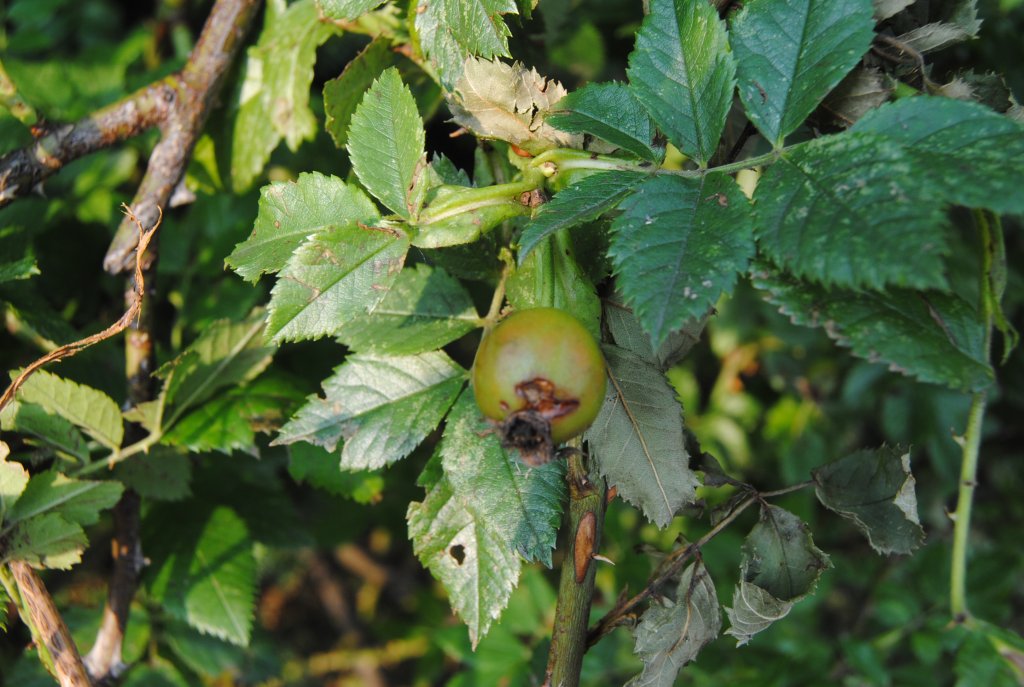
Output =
[{"x1": 448, "y1": 58, "x2": 581, "y2": 155}]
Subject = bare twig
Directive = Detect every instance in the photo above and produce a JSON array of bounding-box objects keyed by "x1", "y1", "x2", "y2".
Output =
[
  {"x1": 9, "y1": 561, "x2": 92, "y2": 687},
  {"x1": 586, "y1": 480, "x2": 813, "y2": 647},
  {"x1": 0, "y1": 0, "x2": 261, "y2": 273},
  {"x1": 0, "y1": 205, "x2": 159, "y2": 415}
]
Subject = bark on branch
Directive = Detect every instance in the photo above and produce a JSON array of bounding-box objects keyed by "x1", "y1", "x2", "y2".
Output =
[{"x1": 0, "y1": 0, "x2": 262, "y2": 274}]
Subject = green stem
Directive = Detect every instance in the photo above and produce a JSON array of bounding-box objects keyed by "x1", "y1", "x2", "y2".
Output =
[
  {"x1": 949, "y1": 391, "x2": 987, "y2": 622},
  {"x1": 949, "y1": 210, "x2": 998, "y2": 622},
  {"x1": 530, "y1": 147, "x2": 783, "y2": 182},
  {"x1": 544, "y1": 447, "x2": 606, "y2": 687}
]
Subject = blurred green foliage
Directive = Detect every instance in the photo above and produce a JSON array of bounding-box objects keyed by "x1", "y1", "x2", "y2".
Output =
[{"x1": 1, "y1": 0, "x2": 1022, "y2": 684}]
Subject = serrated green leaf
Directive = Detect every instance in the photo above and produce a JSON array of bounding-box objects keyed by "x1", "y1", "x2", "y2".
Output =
[
  {"x1": 5, "y1": 471, "x2": 123, "y2": 527},
  {"x1": 14, "y1": 368, "x2": 123, "y2": 449},
  {"x1": 627, "y1": 562, "x2": 721, "y2": 687},
  {"x1": 163, "y1": 375, "x2": 305, "y2": 455},
  {"x1": 3, "y1": 512, "x2": 87, "y2": 569},
  {"x1": 508, "y1": 230, "x2": 602, "y2": 340},
  {"x1": 266, "y1": 222, "x2": 409, "y2": 343},
  {"x1": 408, "y1": 456, "x2": 521, "y2": 647},
  {"x1": 317, "y1": 0, "x2": 386, "y2": 20},
  {"x1": 347, "y1": 68, "x2": 426, "y2": 219},
  {"x1": 547, "y1": 83, "x2": 663, "y2": 161},
  {"x1": 414, "y1": 0, "x2": 517, "y2": 88},
  {"x1": 447, "y1": 58, "x2": 579, "y2": 155},
  {"x1": 585, "y1": 345, "x2": 698, "y2": 528},
  {"x1": 276, "y1": 351, "x2": 465, "y2": 470},
  {"x1": 1, "y1": 401, "x2": 89, "y2": 462},
  {"x1": 324, "y1": 39, "x2": 394, "y2": 149},
  {"x1": 113, "y1": 447, "x2": 193, "y2": 502},
  {"x1": 851, "y1": 96, "x2": 1024, "y2": 214},
  {"x1": 813, "y1": 446, "x2": 924, "y2": 554},
  {"x1": 0, "y1": 455, "x2": 29, "y2": 525},
  {"x1": 226, "y1": 173, "x2": 380, "y2": 282},
  {"x1": 731, "y1": 0, "x2": 874, "y2": 145},
  {"x1": 440, "y1": 393, "x2": 565, "y2": 565},
  {"x1": 230, "y1": 0, "x2": 337, "y2": 191},
  {"x1": 334, "y1": 264, "x2": 480, "y2": 355},
  {"x1": 157, "y1": 314, "x2": 275, "y2": 417},
  {"x1": 725, "y1": 505, "x2": 830, "y2": 645},
  {"x1": 603, "y1": 293, "x2": 707, "y2": 371},
  {"x1": 163, "y1": 619, "x2": 245, "y2": 679},
  {"x1": 518, "y1": 171, "x2": 648, "y2": 261},
  {"x1": 288, "y1": 443, "x2": 385, "y2": 503},
  {"x1": 627, "y1": 0, "x2": 735, "y2": 165},
  {"x1": 0, "y1": 252, "x2": 38, "y2": 284},
  {"x1": 610, "y1": 173, "x2": 753, "y2": 348},
  {"x1": 146, "y1": 506, "x2": 256, "y2": 646},
  {"x1": 754, "y1": 133, "x2": 948, "y2": 291},
  {"x1": 752, "y1": 265, "x2": 993, "y2": 391}
]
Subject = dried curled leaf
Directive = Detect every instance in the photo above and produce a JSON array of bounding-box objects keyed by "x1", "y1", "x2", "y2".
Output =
[{"x1": 447, "y1": 58, "x2": 582, "y2": 155}]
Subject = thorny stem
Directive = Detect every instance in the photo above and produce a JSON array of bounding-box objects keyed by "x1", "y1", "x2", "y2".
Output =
[
  {"x1": 587, "y1": 480, "x2": 812, "y2": 647},
  {"x1": 544, "y1": 445, "x2": 606, "y2": 687},
  {"x1": 0, "y1": 564, "x2": 56, "y2": 676},
  {"x1": 949, "y1": 210, "x2": 997, "y2": 623}
]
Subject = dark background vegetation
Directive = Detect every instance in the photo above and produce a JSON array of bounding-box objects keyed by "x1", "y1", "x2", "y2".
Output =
[{"x1": 1, "y1": 0, "x2": 1022, "y2": 684}]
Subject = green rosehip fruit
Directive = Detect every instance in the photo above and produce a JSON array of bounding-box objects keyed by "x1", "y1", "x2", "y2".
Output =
[{"x1": 472, "y1": 307, "x2": 606, "y2": 464}]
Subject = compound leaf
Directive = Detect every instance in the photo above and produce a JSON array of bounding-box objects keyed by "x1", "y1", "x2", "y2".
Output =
[
  {"x1": 731, "y1": 0, "x2": 874, "y2": 145},
  {"x1": 275, "y1": 351, "x2": 465, "y2": 470},
  {"x1": 610, "y1": 173, "x2": 753, "y2": 348},
  {"x1": 627, "y1": 0, "x2": 735, "y2": 165},
  {"x1": 585, "y1": 345, "x2": 698, "y2": 528}
]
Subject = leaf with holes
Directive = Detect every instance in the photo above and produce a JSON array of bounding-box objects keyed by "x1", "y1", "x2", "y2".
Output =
[
  {"x1": 752, "y1": 264, "x2": 993, "y2": 391},
  {"x1": 731, "y1": 0, "x2": 874, "y2": 145},
  {"x1": 610, "y1": 173, "x2": 753, "y2": 348},
  {"x1": 275, "y1": 352, "x2": 465, "y2": 471},
  {"x1": 754, "y1": 132, "x2": 948, "y2": 291},
  {"x1": 265, "y1": 222, "x2": 409, "y2": 343},
  {"x1": 585, "y1": 345, "x2": 698, "y2": 527},
  {"x1": 439, "y1": 392, "x2": 565, "y2": 565},
  {"x1": 627, "y1": 0, "x2": 735, "y2": 165},
  {"x1": 408, "y1": 454, "x2": 521, "y2": 647},
  {"x1": 226, "y1": 173, "x2": 379, "y2": 282},
  {"x1": 813, "y1": 446, "x2": 924, "y2": 555}
]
